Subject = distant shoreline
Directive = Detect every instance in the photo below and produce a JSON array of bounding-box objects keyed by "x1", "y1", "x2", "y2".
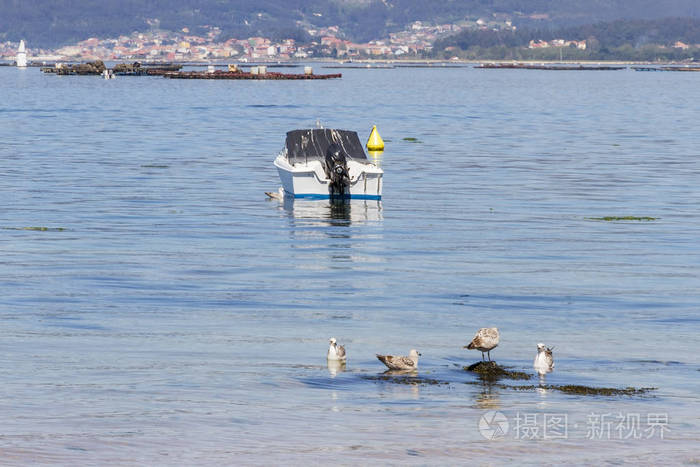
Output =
[{"x1": 2, "y1": 57, "x2": 698, "y2": 67}]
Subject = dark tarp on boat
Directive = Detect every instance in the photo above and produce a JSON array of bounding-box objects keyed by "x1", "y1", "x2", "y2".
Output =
[{"x1": 285, "y1": 129, "x2": 368, "y2": 164}]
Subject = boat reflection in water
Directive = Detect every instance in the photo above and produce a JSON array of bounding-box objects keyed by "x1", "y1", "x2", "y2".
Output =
[
  {"x1": 279, "y1": 197, "x2": 383, "y2": 224},
  {"x1": 268, "y1": 195, "x2": 384, "y2": 272}
]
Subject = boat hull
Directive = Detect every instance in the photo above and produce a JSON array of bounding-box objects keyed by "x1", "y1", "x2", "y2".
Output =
[{"x1": 274, "y1": 155, "x2": 382, "y2": 200}]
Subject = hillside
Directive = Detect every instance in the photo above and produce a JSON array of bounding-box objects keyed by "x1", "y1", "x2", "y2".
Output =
[
  {"x1": 433, "y1": 17, "x2": 700, "y2": 60},
  {"x1": 1, "y1": 0, "x2": 699, "y2": 48}
]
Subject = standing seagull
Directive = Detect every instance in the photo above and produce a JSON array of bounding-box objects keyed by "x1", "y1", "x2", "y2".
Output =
[
  {"x1": 327, "y1": 337, "x2": 347, "y2": 362},
  {"x1": 464, "y1": 327, "x2": 500, "y2": 361},
  {"x1": 376, "y1": 349, "x2": 421, "y2": 371},
  {"x1": 533, "y1": 343, "x2": 554, "y2": 375}
]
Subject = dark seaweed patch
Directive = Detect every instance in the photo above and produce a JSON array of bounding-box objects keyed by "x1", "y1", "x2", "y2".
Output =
[
  {"x1": 553, "y1": 384, "x2": 656, "y2": 396},
  {"x1": 587, "y1": 216, "x2": 658, "y2": 221},
  {"x1": 2, "y1": 226, "x2": 66, "y2": 231},
  {"x1": 362, "y1": 374, "x2": 449, "y2": 386},
  {"x1": 467, "y1": 381, "x2": 656, "y2": 397},
  {"x1": 465, "y1": 361, "x2": 531, "y2": 381}
]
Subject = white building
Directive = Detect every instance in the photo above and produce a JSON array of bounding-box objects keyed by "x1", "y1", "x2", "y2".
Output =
[{"x1": 16, "y1": 40, "x2": 28, "y2": 67}]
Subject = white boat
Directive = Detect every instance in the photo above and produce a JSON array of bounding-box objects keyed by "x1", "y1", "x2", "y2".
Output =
[{"x1": 273, "y1": 128, "x2": 383, "y2": 200}]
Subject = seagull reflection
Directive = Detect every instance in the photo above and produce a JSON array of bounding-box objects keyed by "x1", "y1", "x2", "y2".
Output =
[
  {"x1": 379, "y1": 372, "x2": 421, "y2": 399},
  {"x1": 327, "y1": 360, "x2": 346, "y2": 377},
  {"x1": 475, "y1": 382, "x2": 501, "y2": 410},
  {"x1": 382, "y1": 369, "x2": 418, "y2": 376}
]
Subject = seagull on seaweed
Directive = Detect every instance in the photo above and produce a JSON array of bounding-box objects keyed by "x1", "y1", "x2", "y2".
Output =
[
  {"x1": 464, "y1": 327, "x2": 499, "y2": 361},
  {"x1": 376, "y1": 349, "x2": 421, "y2": 371},
  {"x1": 327, "y1": 337, "x2": 347, "y2": 362},
  {"x1": 533, "y1": 343, "x2": 554, "y2": 375}
]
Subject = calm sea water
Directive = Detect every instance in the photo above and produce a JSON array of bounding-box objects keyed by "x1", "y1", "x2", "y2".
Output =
[{"x1": 1, "y1": 64, "x2": 699, "y2": 465}]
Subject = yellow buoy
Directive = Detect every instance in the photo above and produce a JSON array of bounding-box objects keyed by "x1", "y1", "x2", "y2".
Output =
[{"x1": 366, "y1": 125, "x2": 384, "y2": 151}]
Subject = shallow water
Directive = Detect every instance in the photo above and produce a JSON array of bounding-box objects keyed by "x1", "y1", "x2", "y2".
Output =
[{"x1": 1, "y1": 65, "x2": 699, "y2": 464}]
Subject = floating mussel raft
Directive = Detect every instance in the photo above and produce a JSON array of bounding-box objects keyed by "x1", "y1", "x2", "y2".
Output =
[
  {"x1": 633, "y1": 66, "x2": 700, "y2": 72},
  {"x1": 476, "y1": 63, "x2": 625, "y2": 71},
  {"x1": 41, "y1": 60, "x2": 107, "y2": 75},
  {"x1": 40, "y1": 62, "x2": 340, "y2": 80},
  {"x1": 41, "y1": 60, "x2": 182, "y2": 76},
  {"x1": 112, "y1": 62, "x2": 182, "y2": 76},
  {"x1": 163, "y1": 66, "x2": 341, "y2": 80}
]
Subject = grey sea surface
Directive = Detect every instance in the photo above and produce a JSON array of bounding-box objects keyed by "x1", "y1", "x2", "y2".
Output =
[{"x1": 1, "y1": 65, "x2": 699, "y2": 465}]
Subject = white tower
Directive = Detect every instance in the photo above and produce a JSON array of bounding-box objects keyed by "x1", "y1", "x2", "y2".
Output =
[{"x1": 16, "y1": 40, "x2": 28, "y2": 68}]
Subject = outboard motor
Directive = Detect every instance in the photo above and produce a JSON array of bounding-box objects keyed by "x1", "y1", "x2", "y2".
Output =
[{"x1": 324, "y1": 143, "x2": 350, "y2": 198}]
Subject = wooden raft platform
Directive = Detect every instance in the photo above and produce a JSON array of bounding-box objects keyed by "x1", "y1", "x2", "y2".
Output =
[
  {"x1": 164, "y1": 70, "x2": 342, "y2": 80},
  {"x1": 632, "y1": 66, "x2": 700, "y2": 72},
  {"x1": 476, "y1": 63, "x2": 625, "y2": 71}
]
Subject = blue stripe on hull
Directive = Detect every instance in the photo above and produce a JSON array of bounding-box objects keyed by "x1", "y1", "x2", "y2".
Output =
[{"x1": 288, "y1": 193, "x2": 381, "y2": 200}]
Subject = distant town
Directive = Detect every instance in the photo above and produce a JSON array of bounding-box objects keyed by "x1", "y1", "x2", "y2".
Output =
[
  {"x1": 3, "y1": 15, "x2": 699, "y2": 64},
  {"x1": 0, "y1": 18, "x2": 515, "y2": 62}
]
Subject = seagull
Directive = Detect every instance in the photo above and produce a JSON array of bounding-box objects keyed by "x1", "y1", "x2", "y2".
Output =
[
  {"x1": 533, "y1": 343, "x2": 554, "y2": 375},
  {"x1": 265, "y1": 187, "x2": 285, "y2": 200},
  {"x1": 464, "y1": 327, "x2": 499, "y2": 361},
  {"x1": 376, "y1": 349, "x2": 421, "y2": 370},
  {"x1": 327, "y1": 337, "x2": 346, "y2": 362}
]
